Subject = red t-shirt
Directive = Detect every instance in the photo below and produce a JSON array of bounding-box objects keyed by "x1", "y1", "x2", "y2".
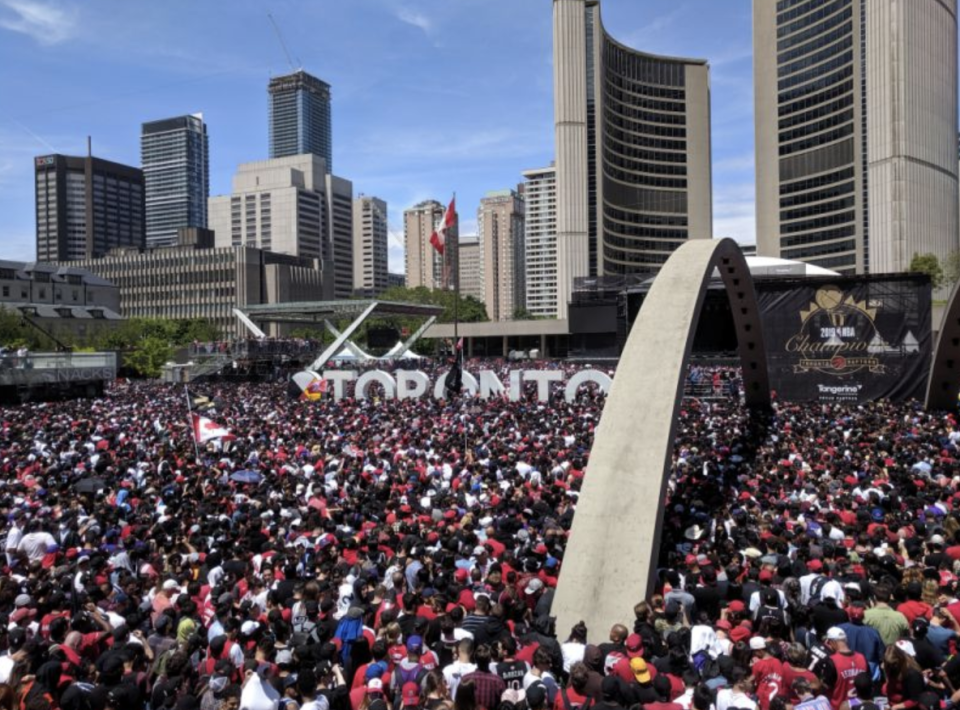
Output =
[
  {"x1": 830, "y1": 651, "x2": 867, "y2": 710},
  {"x1": 752, "y1": 657, "x2": 784, "y2": 710},
  {"x1": 781, "y1": 664, "x2": 817, "y2": 703},
  {"x1": 553, "y1": 687, "x2": 590, "y2": 710},
  {"x1": 897, "y1": 600, "x2": 932, "y2": 625}
]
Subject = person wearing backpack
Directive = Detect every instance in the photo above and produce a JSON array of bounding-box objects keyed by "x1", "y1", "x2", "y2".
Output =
[
  {"x1": 553, "y1": 663, "x2": 593, "y2": 710},
  {"x1": 390, "y1": 636, "x2": 427, "y2": 709}
]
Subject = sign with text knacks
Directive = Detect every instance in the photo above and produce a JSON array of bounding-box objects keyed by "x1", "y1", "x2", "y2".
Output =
[{"x1": 757, "y1": 275, "x2": 931, "y2": 403}]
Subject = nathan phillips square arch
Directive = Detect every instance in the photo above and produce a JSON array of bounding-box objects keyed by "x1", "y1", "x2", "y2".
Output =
[{"x1": 552, "y1": 238, "x2": 772, "y2": 637}]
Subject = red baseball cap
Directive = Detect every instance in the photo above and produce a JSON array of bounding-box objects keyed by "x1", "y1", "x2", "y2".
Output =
[
  {"x1": 728, "y1": 600, "x2": 745, "y2": 613},
  {"x1": 625, "y1": 633, "x2": 644, "y2": 657},
  {"x1": 402, "y1": 682, "x2": 420, "y2": 706}
]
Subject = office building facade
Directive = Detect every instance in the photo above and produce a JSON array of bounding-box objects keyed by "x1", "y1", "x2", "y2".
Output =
[
  {"x1": 478, "y1": 190, "x2": 526, "y2": 321},
  {"x1": 755, "y1": 0, "x2": 959, "y2": 274},
  {"x1": 142, "y1": 114, "x2": 209, "y2": 249},
  {"x1": 522, "y1": 165, "x2": 559, "y2": 318},
  {"x1": 208, "y1": 155, "x2": 353, "y2": 300},
  {"x1": 35, "y1": 153, "x2": 145, "y2": 262},
  {"x1": 268, "y1": 70, "x2": 333, "y2": 172},
  {"x1": 66, "y1": 243, "x2": 322, "y2": 337},
  {"x1": 553, "y1": 0, "x2": 712, "y2": 318},
  {"x1": 458, "y1": 235, "x2": 483, "y2": 302},
  {"x1": 353, "y1": 195, "x2": 389, "y2": 297},
  {"x1": 404, "y1": 200, "x2": 459, "y2": 291}
]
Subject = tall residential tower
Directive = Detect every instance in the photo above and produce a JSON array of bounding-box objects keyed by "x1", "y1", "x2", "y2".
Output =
[
  {"x1": 404, "y1": 200, "x2": 459, "y2": 291},
  {"x1": 553, "y1": 0, "x2": 712, "y2": 318},
  {"x1": 522, "y1": 165, "x2": 558, "y2": 318},
  {"x1": 352, "y1": 195, "x2": 389, "y2": 297},
  {"x1": 754, "y1": 0, "x2": 959, "y2": 273},
  {"x1": 268, "y1": 70, "x2": 333, "y2": 172},
  {"x1": 478, "y1": 190, "x2": 526, "y2": 322},
  {"x1": 141, "y1": 114, "x2": 209, "y2": 249}
]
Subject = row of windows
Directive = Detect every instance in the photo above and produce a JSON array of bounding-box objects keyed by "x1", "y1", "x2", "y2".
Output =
[
  {"x1": 781, "y1": 195, "x2": 855, "y2": 221},
  {"x1": 778, "y1": 50, "x2": 852, "y2": 91},
  {"x1": 604, "y1": 42, "x2": 686, "y2": 89},
  {"x1": 779, "y1": 109, "x2": 854, "y2": 148},
  {"x1": 604, "y1": 109, "x2": 688, "y2": 138},
  {"x1": 781, "y1": 209, "x2": 856, "y2": 235},
  {"x1": 603, "y1": 148, "x2": 689, "y2": 178},
  {"x1": 778, "y1": 35, "x2": 852, "y2": 80},
  {"x1": 779, "y1": 93, "x2": 853, "y2": 130},
  {"x1": 777, "y1": 0, "x2": 838, "y2": 20},
  {"x1": 602, "y1": 219, "x2": 688, "y2": 242},
  {"x1": 778, "y1": 0, "x2": 850, "y2": 39},
  {"x1": 780, "y1": 178, "x2": 854, "y2": 208},
  {"x1": 779, "y1": 64, "x2": 853, "y2": 104},
  {"x1": 603, "y1": 164, "x2": 688, "y2": 190},
  {"x1": 780, "y1": 122, "x2": 854, "y2": 157},
  {"x1": 603, "y1": 246, "x2": 672, "y2": 268},
  {"x1": 782, "y1": 238, "x2": 856, "y2": 259},
  {"x1": 806, "y1": 254, "x2": 857, "y2": 269},
  {"x1": 778, "y1": 6, "x2": 852, "y2": 54},
  {"x1": 606, "y1": 127, "x2": 687, "y2": 153},
  {"x1": 778, "y1": 14, "x2": 852, "y2": 63},
  {"x1": 604, "y1": 98, "x2": 687, "y2": 126},
  {"x1": 605, "y1": 207, "x2": 689, "y2": 228},
  {"x1": 779, "y1": 139, "x2": 854, "y2": 183},
  {"x1": 780, "y1": 224, "x2": 856, "y2": 248},
  {"x1": 602, "y1": 178, "x2": 688, "y2": 215},
  {"x1": 604, "y1": 77, "x2": 687, "y2": 110}
]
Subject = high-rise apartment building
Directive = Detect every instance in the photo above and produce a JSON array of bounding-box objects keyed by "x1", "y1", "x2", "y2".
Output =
[
  {"x1": 458, "y1": 235, "x2": 483, "y2": 302},
  {"x1": 353, "y1": 195, "x2": 389, "y2": 297},
  {"x1": 404, "y1": 200, "x2": 459, "y2": 291},
  {"x1": 326, "y1": 174, "x2": 354, "y2": 300},
  {"x1": 35, "y1": 153, "x2": 145, "y2": 262},
  {"x1": 755, "y1": 0, "x2": 959, "y2": 274},
  {"x1": 208, "y1": 155, "x2": 353, "y2": 300},
  {"x1": 522, "y1": 165, "x2": 558, "y2": 318},
  {"x1": 268, "y1": 70, "x2": 333, "y2": 172},
  {"x1": 142, "y1": 114, "x2": 209, "y2": 249},
  {"x1": 478, "y1": 190, "x2": 526, "y2": 321},
  {"x1": 553, "y1": 0, "x2": 712, "y2": 318}
]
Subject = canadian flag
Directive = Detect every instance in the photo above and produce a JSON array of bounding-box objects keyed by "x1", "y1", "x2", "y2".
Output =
[
  {"x1": 191, "y1": 413, "x2": 234, "y2": 443},
  {"x1": 429, "y1": 197, "x2": 456, "y2": 255}
]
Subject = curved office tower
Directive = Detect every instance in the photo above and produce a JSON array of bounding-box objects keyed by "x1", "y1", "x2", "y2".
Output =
[
  {"x1": 755, "y1": 0, "x2": 958, "y2": 274},
  {"x1": 553, "y1": 0, "x2": 712, "y2": 318}
]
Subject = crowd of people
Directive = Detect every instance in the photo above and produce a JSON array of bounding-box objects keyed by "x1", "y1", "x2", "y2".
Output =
[{"x1": 0, "y1": 360, "x2": 959, "y2": 710}]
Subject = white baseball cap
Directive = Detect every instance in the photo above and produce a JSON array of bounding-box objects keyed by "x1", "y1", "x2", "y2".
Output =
[{"x1": 825, "y1": 627, "x2": 846, "y2": 642}]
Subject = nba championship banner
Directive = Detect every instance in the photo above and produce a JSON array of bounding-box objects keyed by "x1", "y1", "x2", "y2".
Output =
[{"x1": 757, "y1": 275, "x2": 931, "y2": 403}]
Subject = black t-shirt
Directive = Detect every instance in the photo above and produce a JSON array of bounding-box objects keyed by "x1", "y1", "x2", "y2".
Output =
[
  {"x1": 496, "y1": 660, "x2": 528, "y2": 691},
  {"x1": 692, "y1": 585, "x2": 723, "y2": 621},
  {"x1": 811, "y1": 602, "x2": 848, "y2": 638}
]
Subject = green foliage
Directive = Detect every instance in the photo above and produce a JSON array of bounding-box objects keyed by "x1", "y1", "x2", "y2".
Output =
[
  {"x1": 908, "y1": 253, "x2": 944, "y2": 289},
  {"x1": 377, "y1": 286, "x2": 488, "y2": 323},
  {"x1": 123, "y1": 336, "x2": 174, "y2": 378},
  {"x1": 943, "y1": 251, "x2": 960, "y2": 287}
]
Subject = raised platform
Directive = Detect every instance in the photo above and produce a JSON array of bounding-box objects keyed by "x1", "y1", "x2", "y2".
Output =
[{"x1": 0, "y1": 352, "x2": 117, "y2": 403}]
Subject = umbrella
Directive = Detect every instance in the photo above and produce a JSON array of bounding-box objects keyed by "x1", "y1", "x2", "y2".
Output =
[
  {"x1": 73, "y1": 478, "x2": 108, "y2": 494},
  {"x1": 230, "y1": 470, "x2": 262, "y2": 484}
]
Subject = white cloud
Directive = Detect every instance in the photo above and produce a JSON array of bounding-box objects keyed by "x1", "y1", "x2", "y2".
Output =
[
  {"x1": 388, "y1": 243, "x2": 405, "y2": 274},
  {"x1": 0, "y1": 0, "x2": 78, "y2": 45},
  {"x1": 396, "y1": 7, "x2": 432, "y2": 34},
  {"x1": 713, "y1": 183, "x2": 756, "y2": 245},
  {"x1": 358, "y1": 127, "x2": 547, "y2": 163},
  {"x1": 715, "y1": 151, "x2": 755, "y2": 173}
]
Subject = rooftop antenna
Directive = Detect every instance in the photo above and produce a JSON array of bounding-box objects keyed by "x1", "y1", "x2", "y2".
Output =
[{"x1": 267, "y1": 12, "x2": 302, "y2": 72}]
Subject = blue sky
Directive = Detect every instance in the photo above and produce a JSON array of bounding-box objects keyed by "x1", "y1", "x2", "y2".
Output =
[{"x1": 0, "y1": 0, "x2": 755, "y2": 273}]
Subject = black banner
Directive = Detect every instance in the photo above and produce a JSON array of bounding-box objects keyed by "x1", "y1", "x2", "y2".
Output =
[{"x1": 756, "y1": 275, "x2": 931, "y2": 403}]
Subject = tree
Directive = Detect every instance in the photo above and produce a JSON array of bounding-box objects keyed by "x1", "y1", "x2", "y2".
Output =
[
  {"x1": 376, "y1": 286, "x2": 489, "y2": 323},
  {"x1": 123, "y1": 336, "x2": 173, "y2": 378},
  {"x1": 908, "y1": 253, "x2": 944, "y2": 289},
  {"x1": 513, "y1": 306, "x2": 534, "y2": 320},
  {"x1": 943, "y1": 251, "x2": 960, "y2": 288}
]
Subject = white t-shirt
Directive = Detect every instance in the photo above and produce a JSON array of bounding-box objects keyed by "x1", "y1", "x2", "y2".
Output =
[
  {"x1": 18, "y1": 532, "x2": 55, "y2": 562},
  {"x1": 717, "y1": 688, "x2": 757, "y2": 710},
  {"x1": 443, "y1": 661, "x2": 477, "y2": 698},
  {"x1": 561, "y1": 642, "x2": 585, "y2": 673}
]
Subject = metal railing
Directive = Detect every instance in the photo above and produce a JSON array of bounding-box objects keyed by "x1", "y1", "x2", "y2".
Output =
[{"x1": 0, "y1": 352, "x2": 117, "y2": 386}]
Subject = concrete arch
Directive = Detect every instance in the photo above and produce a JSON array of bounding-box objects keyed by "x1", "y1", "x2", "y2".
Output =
[
  {"x1": 926, "y1": 279, "x2": 960, "y2": 410},
  {"x1": 552, "y1": 238, "x2": 770, "y2": 638}
]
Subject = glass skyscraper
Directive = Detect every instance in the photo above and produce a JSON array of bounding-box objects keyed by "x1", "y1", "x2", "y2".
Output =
[
  {"x1": 141, "y1": 113, "x2": 209, "y2": 249},
  {"x1": 268, "y1": 70, "x2": 332, "y2": 172}
]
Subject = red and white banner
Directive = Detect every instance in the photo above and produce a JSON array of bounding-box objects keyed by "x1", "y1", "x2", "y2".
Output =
[
  {"x1": 429, "y1": 197, "x2": 456, "y2": 255},
  {"x1": 191, "y1": 413, "x2": 234, "y2": 443}
]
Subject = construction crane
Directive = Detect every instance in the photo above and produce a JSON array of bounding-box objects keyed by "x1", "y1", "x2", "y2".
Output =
[{"x1": 267, "y1": 12, "x2": 301, "y2": 72}]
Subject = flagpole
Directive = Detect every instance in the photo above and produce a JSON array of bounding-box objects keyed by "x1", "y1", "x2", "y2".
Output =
[
  {"x1": 453, "y1": 191, "x2": 459, "y2": 349},
  {"x1": 184, "y1": 384, "x2": 201, "y2": 460}
]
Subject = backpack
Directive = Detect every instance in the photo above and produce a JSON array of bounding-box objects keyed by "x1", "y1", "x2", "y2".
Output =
[
  {"x1": 393, "y1": 664, "x2": 425, "y2": 709},
  {"x1": 809, "y1": 576, "x2": 829, "y2": 605}
]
